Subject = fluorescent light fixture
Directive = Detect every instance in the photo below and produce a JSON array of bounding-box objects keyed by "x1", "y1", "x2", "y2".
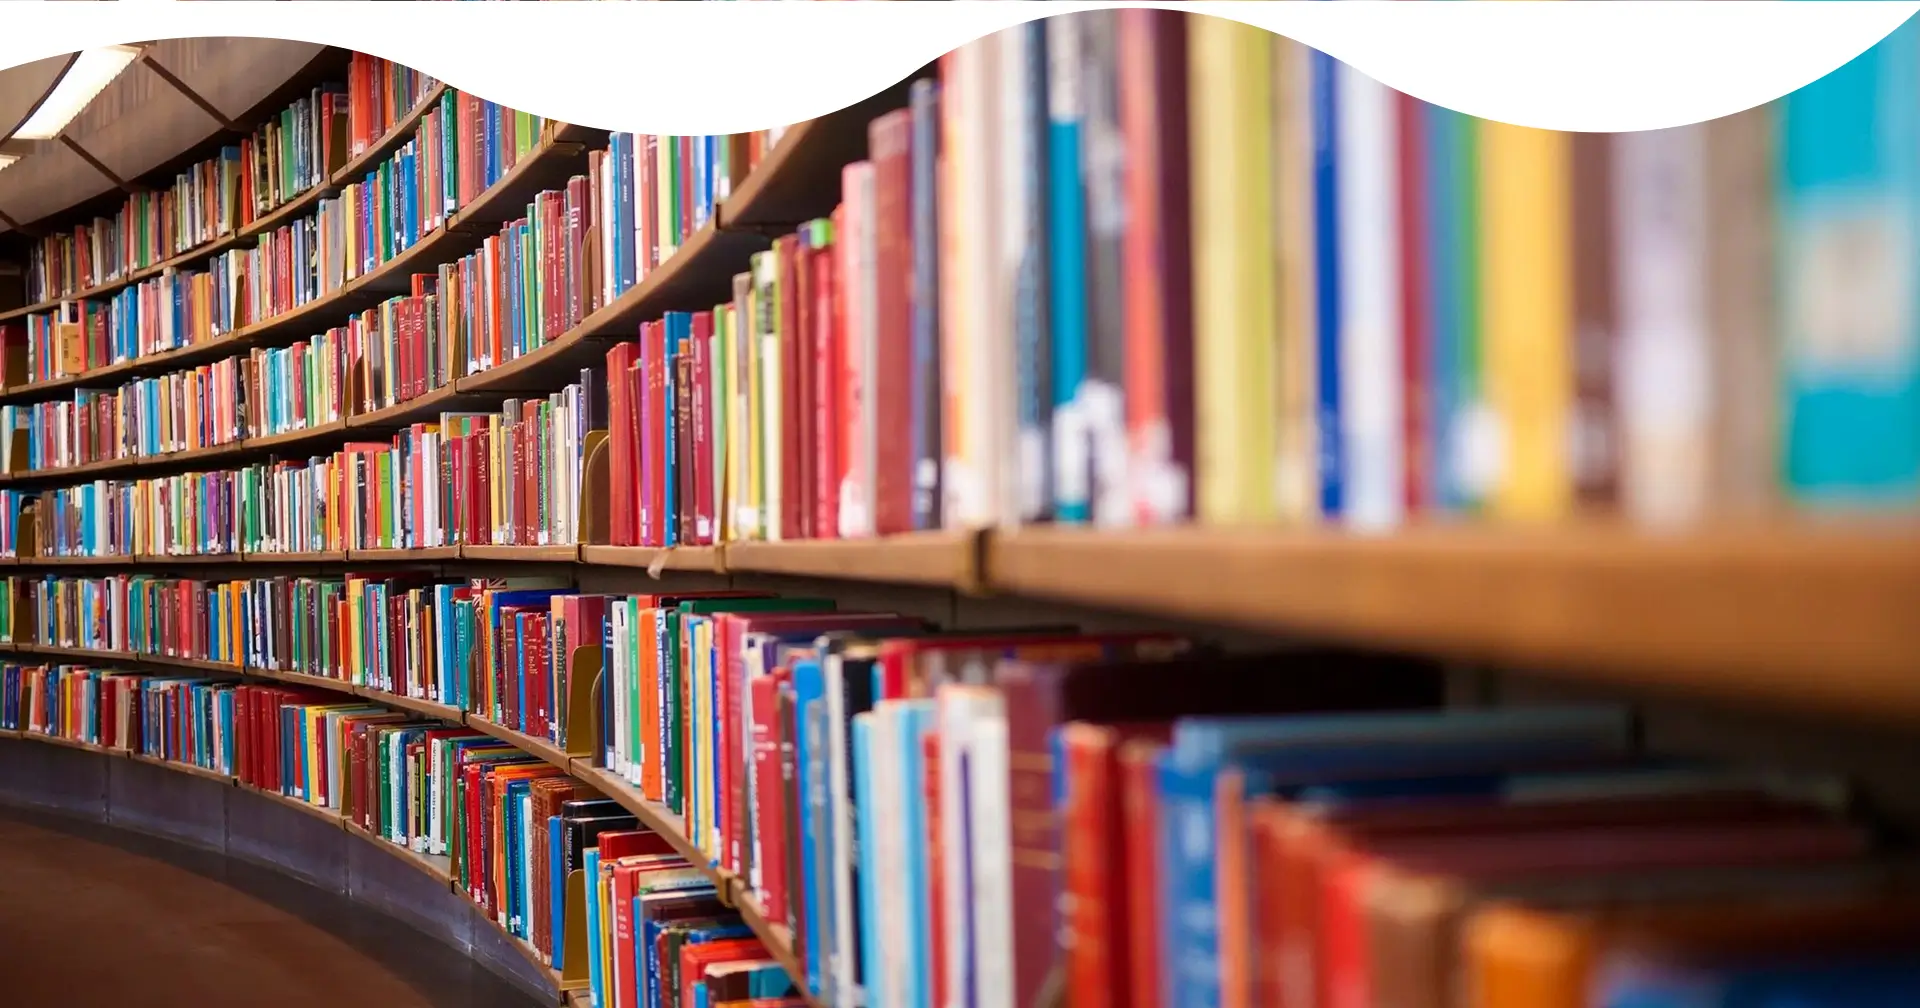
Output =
[{"x1": 12, "y1": 45, "x2": 141, "y2": 141}]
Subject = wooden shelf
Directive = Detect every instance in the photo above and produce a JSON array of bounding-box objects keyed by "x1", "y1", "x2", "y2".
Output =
[
  {"x1": 135, "y1": 553, "x2": 245, "y2": 565},
  {"x1": 345, "y1": 819, "x2": 454, "y2": 885},
  {"x1": 718, "y1": 68, "x2": 920, "y2": 231},
  {"x1": 348, "y1": 546, "x2": 461, "y2": 563},
  {"x1": 0, "y1": 85, "x2": 455, "y2": 331},
  {"x1": 723, "y1": 530, "x2": 979, "y2": 588},
  {"x1": 127, "y1": 750, "x2": 235, "y2": 785},
  {"x1": 566, "y1": 765, "x2": 711, "y2": 878},
  {"x1": 462, "y1": 545, "x2": 579, "y2": 563},
  {"x1": 466, "y1": 716, "x2": 575, "y2": 772},
  {"x1": 986, "y1": 523, "x2": 1920, "y2": 722},
  {"x1": 238, "y1": 780, "x2": 344, "y2": 826},
  {"x1": 356, "y1": 685, "x2": 464, "y2": 724},
  {"x1": 579, "y1": 545, "x2": 724, "y2": 574},
  {"x1": 347, "y1": 383, "x2": 482, "y2": 430},
  {"x1": 240, "y1": 550, "x2": 348, "y2": 564},
  {"x1": 0, "y1": 131, "x2": 588, "y2": 412},
  {"x1": 0, "y1": 438, "x2": 256, "y2": 486},
  {"x1": 0, "y1": 642, "x2": 241, "y2": 676},
  {"x1": 25, "y1": 731, "x2": 121, "y2": 756},
  {"x1": 328, "y1": 84, "x2": 451, "y2": 188},
  {"x1": 247, "y1": 666, "x2": 359, "y2": 698},
  {"x1": 15, "y1": 554, "x2": 131, "y2": 567},
  {"x1": 244, "y1": 418, "x2": 349, "y2": 454}
]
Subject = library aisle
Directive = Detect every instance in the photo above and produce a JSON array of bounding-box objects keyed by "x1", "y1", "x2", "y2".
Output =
[{"x1": 0, "y1": 806, "x2": 544, "y2": 1008}]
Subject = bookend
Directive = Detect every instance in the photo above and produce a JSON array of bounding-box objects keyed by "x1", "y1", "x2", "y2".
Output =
[
  {"x1": 561, "y1": 868, "x2": 591, "y2": 990},
  {"x1": 564, "y1": 643, "x2": 603, "y2": 759},
  {"x1": 579, "y1": 430, "x2": 609, "y2": 545}
]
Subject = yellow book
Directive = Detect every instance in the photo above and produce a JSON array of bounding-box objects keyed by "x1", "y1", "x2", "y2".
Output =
[
  {"x1": 741, "y1": 269, "x2": 763, "y2": 541},
  {"x1": 1477, "y1": 120, "x2": 1573, "y2": 522},
  {"x1": 1191, "y1": 17, "x2": 1279, "y2": 525},
  {"x1": 347, "y1": 578, "x2": 365, "y2": 684}
]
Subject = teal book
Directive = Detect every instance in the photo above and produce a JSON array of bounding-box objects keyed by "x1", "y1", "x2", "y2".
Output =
[
  {"x1": 1778, "y1": 20, "x2": 1920, "y2": 505},
  {"x1": 585, "y1": 848, "x2": 606, "y2": 1008}
]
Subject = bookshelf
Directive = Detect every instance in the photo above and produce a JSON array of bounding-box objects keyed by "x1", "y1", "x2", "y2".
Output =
[
  {"x1": 6, "y1": 26, "x2": 1920, "y2": 1008},
  {"x1": 0, "y1": 634, "x2": 821, "y2": 1007},
  {"x1": 0, "y1": 729, "x2": 559, "y2": 999}
]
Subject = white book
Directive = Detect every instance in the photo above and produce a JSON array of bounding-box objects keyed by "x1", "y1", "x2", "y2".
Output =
[
  {"x1": 1615, "y1": 124, "x2": 1710, "y2": 527},
  {"x1": 759, "y1": 252, "x2": 784, "y2": 542},
  {"x1": 873, "y1": 701, "x2": 910, "y2": 1008},
  {"x1": 610, "y1": 602, "x2": 630, "y2": 778},
  {"x1": 1336, "y1": 62, "x2": 1404, "y2": 532},
  {"x1": 826, "y1": 651, "x2": 861, "y2": 1008},
  {"x1": 936, "y1": 685, "x2": 990, "y2": 1008}
]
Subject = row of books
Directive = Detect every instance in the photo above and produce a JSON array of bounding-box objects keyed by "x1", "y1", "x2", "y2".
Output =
[
  {"x1": 690, "y1": 12, "x2": 1914, "y2": 538},
  {"x1": 17, "y1": 574, "x2": 245, "y2": 665},
  {"x1": 22, "y1": 58, "x2": 432, "y2": 305},
  {"x1": 12, "y1": 372, "x2": 600, "y2": 556},
  {"x1": 1, "y1": 357, "x2": 249, "y2": 470},
  {"x1": 0, "y1": 651, "x2": 810, "y2": 1008},
  {"x1": 1, "y1": 662, "x2": 237, "y2": 774},
  {"x1": 3, "y1": 91, "x2": 542, "y2": 389},
  {"x1": 6, "y1": 579, "x2": 1914, "y2": 1008}
]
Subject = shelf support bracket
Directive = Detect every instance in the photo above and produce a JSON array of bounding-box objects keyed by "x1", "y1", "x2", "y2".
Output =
[
  {"x1": 59, "y1": 135, "x2": 134, "y2": 193},
  {"x1": 139, "y1": 52, "x2": 237, "y2": 132}
]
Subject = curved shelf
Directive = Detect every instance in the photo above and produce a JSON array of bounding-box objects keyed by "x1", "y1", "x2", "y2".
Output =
[
  {"x1": 0, "y1": 85, "x2": 451, "y2": 330},
  {"x1": 0, "y1": 731, "x2": 558, "y2": 1003},
  {"x1": 0, "y1": 112, "x2": 580, "y2": 411},
  {"x1": 0, "y1": 635, "x2": 818, "y2": 1005}
]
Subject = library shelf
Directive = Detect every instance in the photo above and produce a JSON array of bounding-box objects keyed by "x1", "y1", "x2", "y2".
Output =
[
  {"x1": 578, "y1": 545, "x2": 724, "y2": 574},
  {"x1": 241, "y1": 550, "x2": 349, "y2": 564},
  {"x1": 244, "y1": 418, "x2": 350, "y2": 453},
  {"x1": 238, "y1": 779, "x2": 346, "y2": 826},
  {"x1": 135, "y1": 552, "x2": 245, "y2": 565},
  {"x1": 0, "y1": 438, "x2": 257, "y2": 486},
  {"x1": 731, "y1": 892, "x2": 814, "y2": 1008},
  {"x1": 349, "y1": 546, "x2": 463, "y2": 563},
  {"x1": 31, "y1": 733, "x2": 124, "y2": 756},
  {"x1": 347, "y1": 383, "x2": 483, "y2": 430},
  {"x1": 717, "y1": 67, "x2": 921, "y2": 230},
  {"x1": 723, "y1": 530, "x2": 981, "y2": 588},
  {"x1": 14, "y1": 554, "x2": 130, "y2": 567},
  {"x1": 127, "y1": 750, "x2": 234, "y2": 785},
  {"x1": 356, "y1": 685, "x2": 464, "y2": 725},
  {"x1": 344, "y1": 819, "x2": 455, "y2": 886},
  {"x1": 466, "y1": 715, "x2": 577, "y2": 773},
  {"x1": 564, "y1": 764, "x2": 713, "y2": 884},
  {"x1": 985, "y1": 523, "x2": 1920, "y2": 722},
  {"x1": 567, "y1": 761, "x2": 823, "y2": 1008},
  {"x1": 462, "y1": 545, "x2": 581, "y2": 563},
  {"x1": 0, "y1": 81, "x2": 455, "y2": 329},
  {"x1": 327, "y1": 83, "x2": 452, "y2": 189},
  {"x1": 248, "y1": 666, "x2": 360, "y2": 696},
  {"x1": 0, "y1": 643, "x2": 242, "y2": 676},
  {"x1": 0, "y1": 125, "x2": 599, "y2": 417}
]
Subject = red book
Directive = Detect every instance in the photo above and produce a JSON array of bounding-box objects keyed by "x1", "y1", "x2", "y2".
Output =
[
  {"x1": 867, "y1": 111, "x2": 914, "y2": 535},
  {"x1": 1117, "y1": 9, "x2": 1194, "y2": 526},
  {"x1": 775, "y1": 234, "x2": 803, "y2": 540},
  {"x1": 1396, "y1": 90, "x2": 1433, "y2": 514},
  {"x1": 1119, "y1": 740, "x2": 1164, "y2": 1008},
  {"x1": 749, "y1": 672, "x2": 785, "y2": 913},
  {"x1": 811, "y1": 215, "x2": 841, "y2": 540}
]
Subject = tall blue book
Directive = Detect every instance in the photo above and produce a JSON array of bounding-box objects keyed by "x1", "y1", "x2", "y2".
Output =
[{"x1": 1778, "y1": 19, "x2": 1920, "y2": 506}]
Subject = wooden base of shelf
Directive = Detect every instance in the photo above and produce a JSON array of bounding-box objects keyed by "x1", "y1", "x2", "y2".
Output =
[
  {"x1": 463, "y1": 545, "x2": 580, "y2": 563},
  {"x1": 723, "y1": 530, "x2": 979, "y2": 587},
  {"x1": 349, "y1": 547, "x2": 461, "y2": 562},
  {"x1": 579, "y1": 545, "x2": 723, "y2": 574},
  {"x1": 467, "y1": 716, "x2": 578, "y2": 771},
  {"x1": 345, "y1": 820, "x2": 454, "y2": 884},
  {"x1": 358, "y1": 686, "x2": 463, "y2": 724}
]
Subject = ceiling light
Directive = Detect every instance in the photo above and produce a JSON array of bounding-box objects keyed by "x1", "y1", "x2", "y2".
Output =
[
  {"x1": 0, "y1": 153, "x2": 17, "y2": 173},
  {"x1": 12, "y1": 45, "x2": 142, "y2": 141}
]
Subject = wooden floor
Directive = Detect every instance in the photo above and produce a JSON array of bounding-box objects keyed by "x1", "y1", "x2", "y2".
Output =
[{"x1": 0, "y1": 808, "x2": 544, "y2": 1008}]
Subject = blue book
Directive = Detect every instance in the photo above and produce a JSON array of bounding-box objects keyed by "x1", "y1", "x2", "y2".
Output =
[
  {"x1": 1778, "y1": 19, "x2": 1920, "y2": 506},
  {"x1": 586, "y1": 848, "x2": 607, "y2": 1008},
  {"x1": 790, "y1": 655, "x2": 830, "y2": 997},
  {"x1": 1312, "y1": 47, "x2": 1344, "y2": 519},
  {"x1": 897, "y1": 700, "x2": 936, "y2": 1008},
  {"x1": 1046, "y1": 14, "x2": 1091, "y2": 525},
  {"x1": 852, "y1": 712, "x2": 881, "y2": 1008},
  {"x1": 1600, "y1": 956, "x2": 1920, "y2": 1008},
  {"x1": 1159, "y1": 706, "x2": 1632, "y2": 1008},
  {"x1": 1016, "y1": 20, "x2": 1053, "y2": 524},
  {"x1": 662, "y1": 313, "x2": 687, "y2": 548}
]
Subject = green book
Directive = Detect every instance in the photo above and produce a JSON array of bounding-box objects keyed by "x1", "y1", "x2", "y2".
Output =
[{"x1": 660, "y1": 597, "x2": 834, "y2": 813}]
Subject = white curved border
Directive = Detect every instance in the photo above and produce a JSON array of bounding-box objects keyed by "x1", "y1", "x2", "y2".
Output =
[{"x1": 0, "y1": 2, "x2": 1914, "y2": 135}]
